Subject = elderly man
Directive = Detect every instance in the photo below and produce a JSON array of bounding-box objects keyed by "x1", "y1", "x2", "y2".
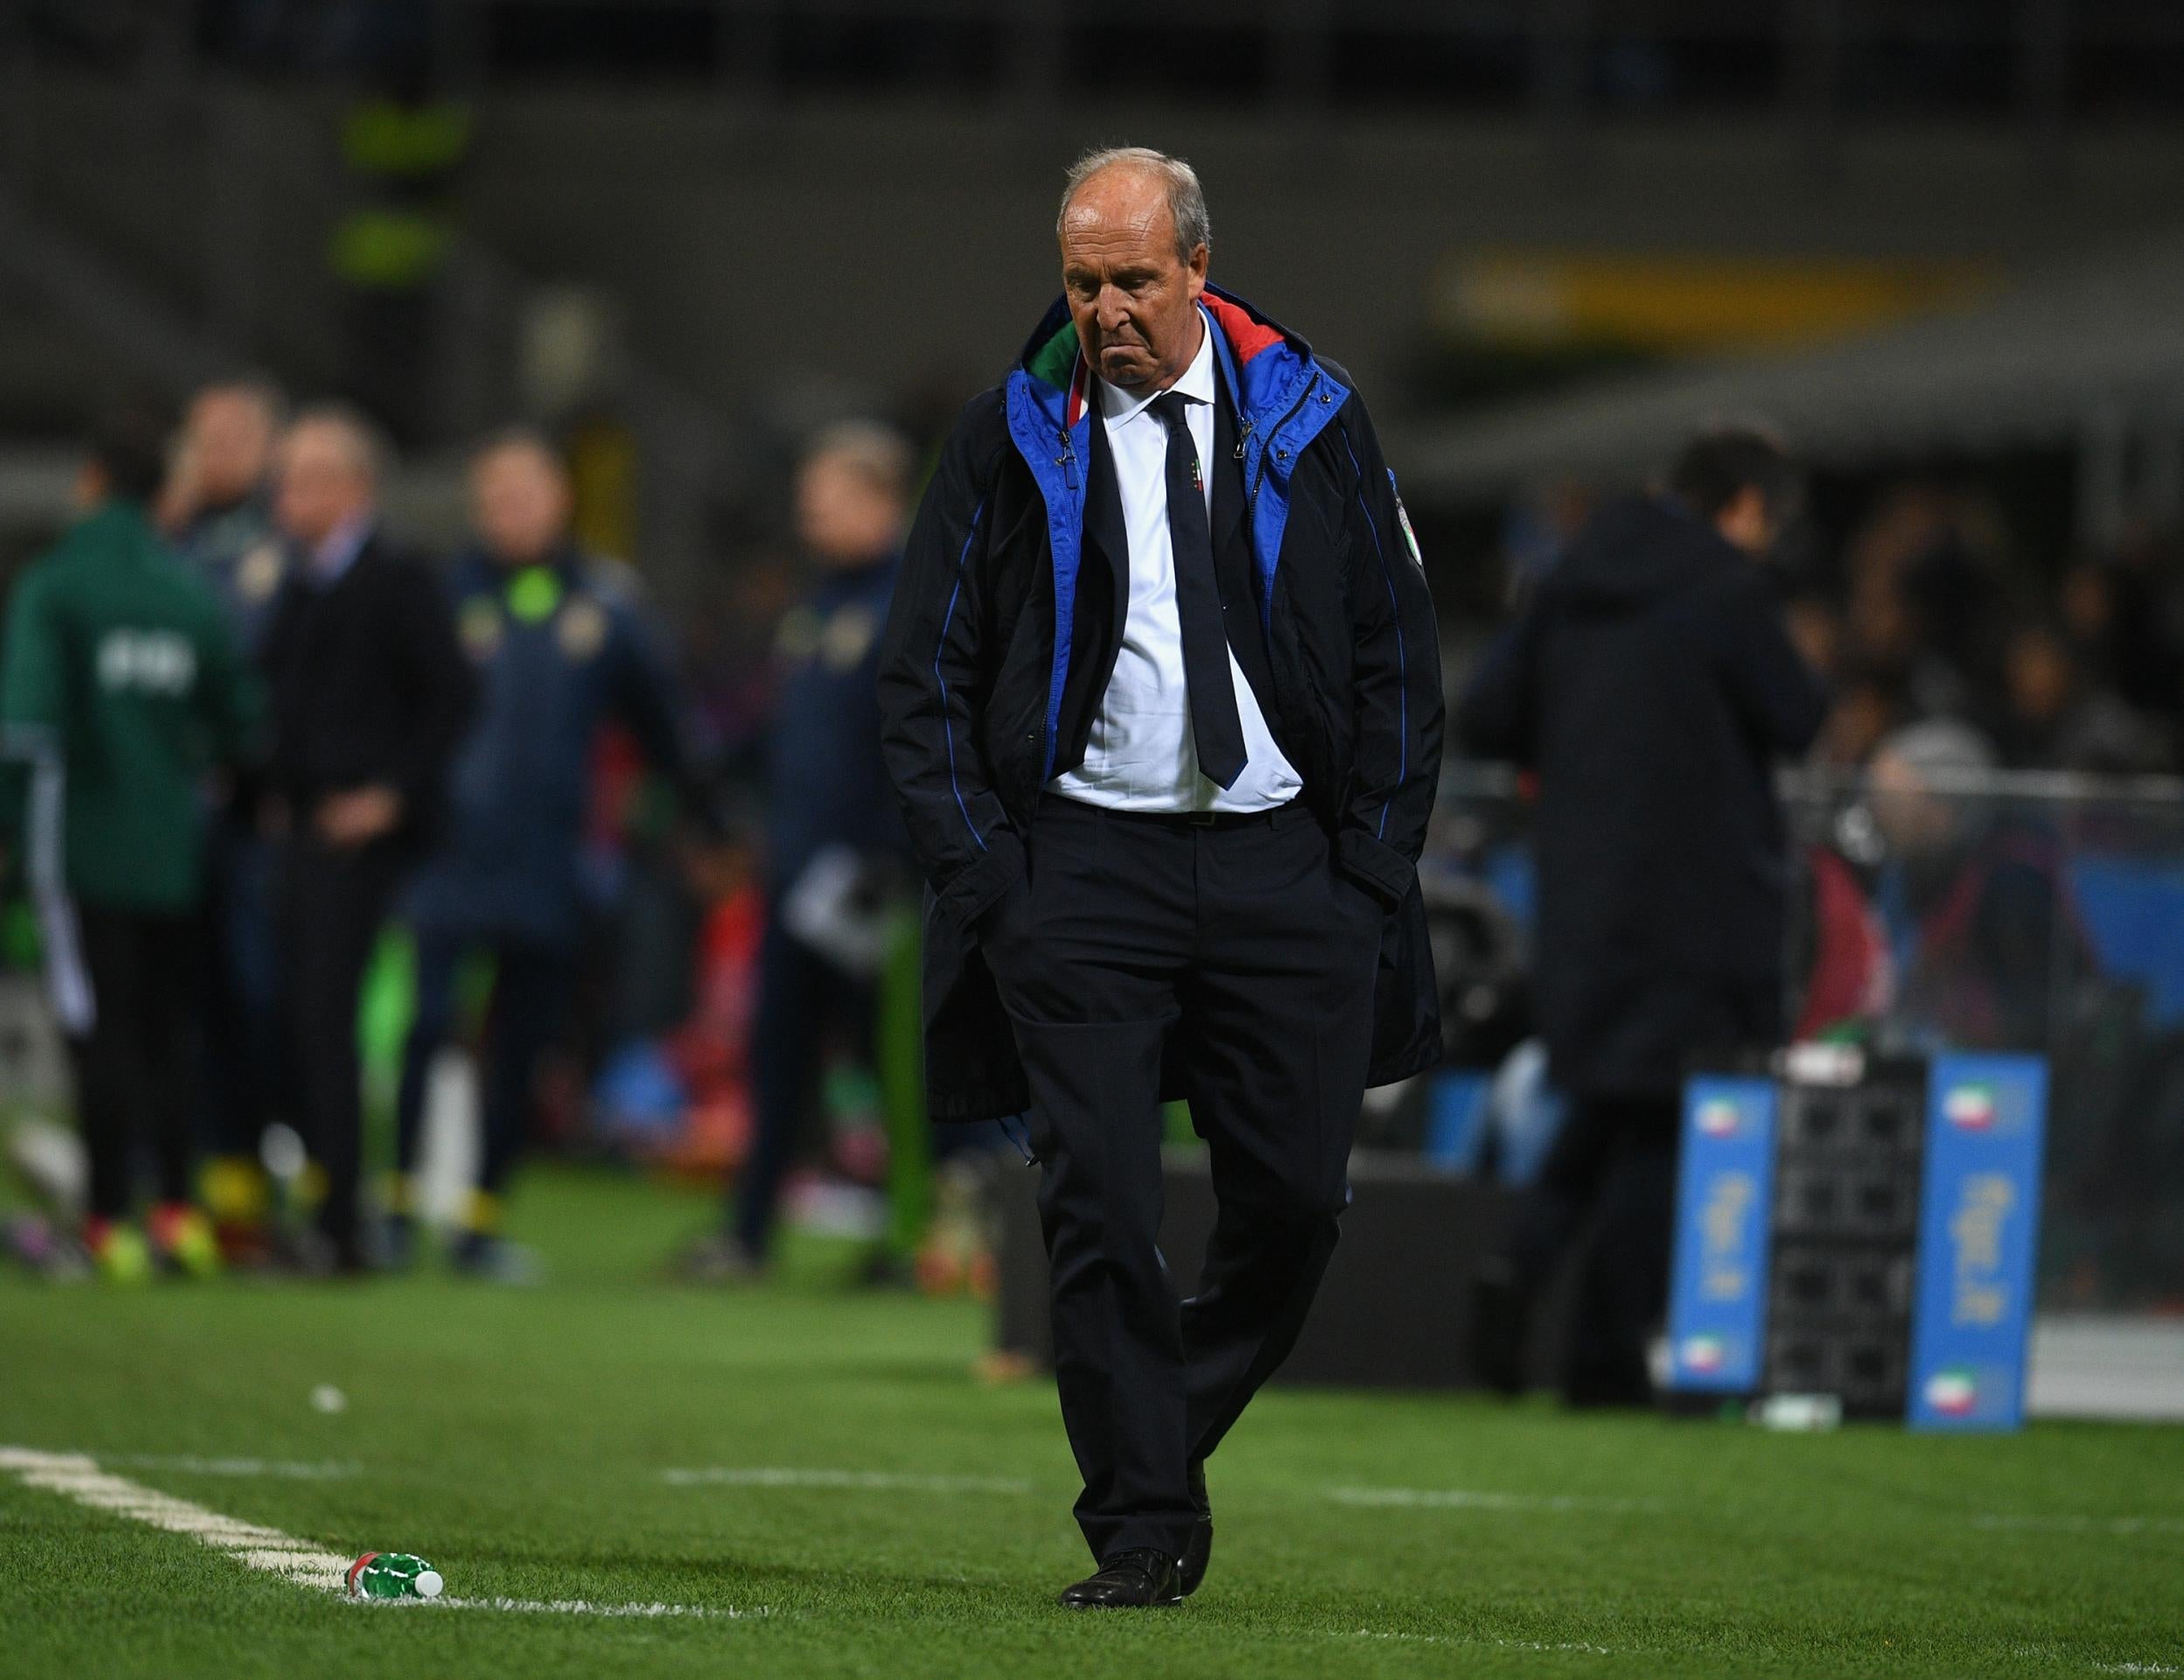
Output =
[
  {"x1": 877, "y1": 149, "x2": 1442, "y2": 1607},
  {"x1": 260, "y1": 407, "x2": 474, "y2": 1273},
  {"x1": 392, "y1": 431, "x2": 695, "y2": 1281}
]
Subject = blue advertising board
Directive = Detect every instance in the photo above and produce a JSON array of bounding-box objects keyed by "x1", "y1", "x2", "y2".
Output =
[
  {"x1": 1907, "y1": 1054, "x2": 2048, "y2": 1432},
  {"x1": 1665, "y1": 1076, "x2": 1780, "y2": 1394}
]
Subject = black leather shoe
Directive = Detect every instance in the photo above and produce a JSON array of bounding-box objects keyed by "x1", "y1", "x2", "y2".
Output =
[
  {"x1": 1180, "y1": 1461, "x2": 1213, "y2": 1597},
  {"x1": 1057, "y1": 1548, "x2": 1183, "y2": 1608}
]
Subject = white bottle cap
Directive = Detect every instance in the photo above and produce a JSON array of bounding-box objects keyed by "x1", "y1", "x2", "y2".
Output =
[{"x1": 413, "y1": 1570, "x2": 444, "y2": 1600}]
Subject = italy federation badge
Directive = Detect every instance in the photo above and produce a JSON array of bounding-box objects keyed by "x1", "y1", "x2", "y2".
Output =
[{"x1": 1392, "y1": 472, "x2": 1424, "y2": 572}]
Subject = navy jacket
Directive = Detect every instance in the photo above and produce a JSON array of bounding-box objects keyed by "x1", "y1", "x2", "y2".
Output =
[
  {"x1": 259, "y1": 528, "x2": 474, "y2": 853},
  {"x1": 764, "y1": 556, "x2": 909, "y2": 895},
  {"x1": 1460, "y1": 495, "x2": 1827, "y2": 1100},
  {"x1": 877, "y1": 287, "x2": 1445, "y2": 1122},
  {"x1": 405, "y1": 548, "x2": 689, "y2": 946}
]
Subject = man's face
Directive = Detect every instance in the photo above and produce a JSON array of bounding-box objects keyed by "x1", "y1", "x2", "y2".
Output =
[
  {"x1": 186, "y1": 390, "x2": 275, "y2": 507},
  {"x1": 797, "y1": 453, "x2": 901, "y2": 569},
  {"x1": 1869, "y1": 750, "x2": 1954, "y2": 856},
  {"x1": 2005, "y1": 629, "x2": 2073, "y2": 724},
  {"x1": 1714, "y1": 486, "x2": 1780, "y2": 559},
  {"x1": 471, "y1": 445, "x2": 571, "y2": 568},
  {"x1": 273, "y1": 422, "x2": 371, "y2": 550},
  {"x1": 1058, "y1": 168, "x2": 1207, "y2": 395}
]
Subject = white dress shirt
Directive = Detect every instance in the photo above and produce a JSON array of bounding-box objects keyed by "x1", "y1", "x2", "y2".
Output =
[{"x1": 1049, "y1": 309, "x2": 1303, "y2": 814}]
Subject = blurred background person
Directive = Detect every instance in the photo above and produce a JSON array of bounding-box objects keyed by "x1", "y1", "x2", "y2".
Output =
[
  {"x1": 1459, "y1": 423, "x2": 1826, "y2": 1406},
  {"x1": 162, "y1": 377, "x2": 292, "y2": 1260},
  {"x1": 1990, "y1": 619, "x2": 2166, "y2": 776},
  {"x1": 165, "y1": 380, "x2": 289, "y2": 640},
  {"x1": 1866, "y1": 719, "x2": 2095, "y2": 1051},
  {"x1": 680, "y1": 421, "x2": 915, "y2": 1282},
  {"x1": 390, "y1": 429, "x2": 698, "y2": 1282},
  {"x1": 260, "y1": 405, "x2": 473, "y2": 1274},
  {"x1": 0, "y1": 409, "x2": 264, "y2": 1282}
]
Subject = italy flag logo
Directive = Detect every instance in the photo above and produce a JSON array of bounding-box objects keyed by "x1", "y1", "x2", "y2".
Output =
[
  {"x1": 1943, "y1": 1085, "x2": 1997, "y2": 1130},
  {"x1": 1924, "y1": 1367, "x2": 1980, "y2": 1417}
]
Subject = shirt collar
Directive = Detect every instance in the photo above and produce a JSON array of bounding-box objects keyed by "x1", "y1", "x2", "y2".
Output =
[
  {"x1": 308, "y1": 515, "x2": 373, "y2": 585},
  {"x1": 1095, "y1": 304, "x2": 1217, "y2": 427}
]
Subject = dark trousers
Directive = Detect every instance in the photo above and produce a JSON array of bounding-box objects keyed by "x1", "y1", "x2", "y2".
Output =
[
  {"x1": 66, "y1": 907, "x2": 201, "y2": 1221},
  {"x1": 197, "y1": 819, "x2": 283, "y2": 1158},
  {"x1": 276, "y1": 838, "x2": 407, "y2": 1259},
  {"x1": 1505, "y1": 1093, "x2": 1681, "y2": 1406},
  {"x1": 733, "y1": 914, "x2": 874, "y2": 1259},
  {"x1": 984, "y1": 795, "x2": 1381, "y2": 1563},
  {"x1": 394, "y1": 927, "x2": 575, "y2": 1206}
]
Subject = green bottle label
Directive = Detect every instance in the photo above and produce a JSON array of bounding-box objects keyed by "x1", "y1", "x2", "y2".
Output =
[{"x1": 346, "y1": 1552, "x2": 445, "y2": 1600}]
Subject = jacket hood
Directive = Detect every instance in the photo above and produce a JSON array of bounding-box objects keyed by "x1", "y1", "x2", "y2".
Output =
[{"x1": 1548, "y1": 494, "x2": 1739, "y2": 615}]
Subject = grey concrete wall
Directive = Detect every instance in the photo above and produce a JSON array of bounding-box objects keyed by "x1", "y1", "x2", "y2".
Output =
[{"x1": 9, "y1": 75, "x2": 2184, "y2": 426}]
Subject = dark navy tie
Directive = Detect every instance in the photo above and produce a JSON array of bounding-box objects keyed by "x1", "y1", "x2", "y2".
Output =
[{"x1": 1149, "y1": 391, "x2": 1247, "y2": 790}]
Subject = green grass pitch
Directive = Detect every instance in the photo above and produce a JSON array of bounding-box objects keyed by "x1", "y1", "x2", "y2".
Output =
[{"x1": 1, "y1": 1165, "x2": 2179, "y2": 1679}]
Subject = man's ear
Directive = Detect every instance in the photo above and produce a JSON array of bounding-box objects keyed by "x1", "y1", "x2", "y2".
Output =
[{"x1": 1185, "y1": 244, "x2": 1209, "y2": 301}]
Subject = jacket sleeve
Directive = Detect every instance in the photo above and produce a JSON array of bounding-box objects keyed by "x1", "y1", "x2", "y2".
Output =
[
  {"x1": 1716, "y1": 568, "x2": 1828, "y2": 758},
  {"x1": 1331, "y1": 390, "x2": 1445, "y2": 909},
  {"x1": 606, "y1": 597, "x2": 712, "y2": 822},
  {"x1": 1456, "y1": 606, "x2": 1543, "y2": 766},
  {"x1": 875, "y1": 388, "x2": 1024, "y2": 929},
  {"x1": 387, "y1": 558, "x2": 478, "y2": 814}
]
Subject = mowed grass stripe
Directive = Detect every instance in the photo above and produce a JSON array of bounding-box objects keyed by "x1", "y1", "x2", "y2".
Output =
[{"x1": 4, "y1": 1166, "x2": 2181, "y2": 1678}]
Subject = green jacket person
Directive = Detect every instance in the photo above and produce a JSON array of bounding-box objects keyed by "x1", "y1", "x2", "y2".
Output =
[{"x1": 0, "y1": 411, "x2": 264, "y2": 1280}]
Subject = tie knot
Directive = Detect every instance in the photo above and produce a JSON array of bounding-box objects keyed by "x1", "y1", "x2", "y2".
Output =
[{"x1": 1149, "y1": 391, "x2": 1193, "y2": 430}]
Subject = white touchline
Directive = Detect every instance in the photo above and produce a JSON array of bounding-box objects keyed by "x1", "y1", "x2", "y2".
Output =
[
  {"x1": 0, "y1": 1446, "x2": 352, "y2": 1590},
  {"x1": 104, "y1": 1454, "x2": 361, "y2": 1481},
  {"x1": 418, "y1": 1598, "x2": 764, "y2": 1619},
  {"x1": 1337, "y1": 1628, "x2": 1621, "y2": 1656},
  {"x1": 0, "y1": 1447, "x2": 764, "y2": 1621},
  {"x1": 1973, "y1": 1512, "x2": 2184, "y2": 1537},
  {"x1": 660, "y1": 1467, "x2": 1033, "y2": 1494},
  {"x1": 1327, "y1": 1485, "x2": 1663, "y2": 1514}
]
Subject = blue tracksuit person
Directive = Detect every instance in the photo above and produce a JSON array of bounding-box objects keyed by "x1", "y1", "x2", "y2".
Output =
[
  {"x1": 392, "y1": 434, "x2": 694, "y2": 1278},
  {"x1": 681, "y1": 423, "x2": 916, "y2": 1278}
]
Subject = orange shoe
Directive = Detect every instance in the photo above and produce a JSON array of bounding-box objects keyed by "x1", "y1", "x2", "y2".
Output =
[{"x1": 148, "y1": 1203, "x2": 222, "y2": 1279}]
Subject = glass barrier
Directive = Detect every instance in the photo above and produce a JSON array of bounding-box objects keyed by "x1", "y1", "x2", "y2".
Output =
[{"x1": 1413, "y1": 762, "x2": 2184, "y2": 1313}]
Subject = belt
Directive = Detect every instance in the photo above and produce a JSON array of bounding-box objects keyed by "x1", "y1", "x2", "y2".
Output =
[{"x1": 1043, "y1": 795, "x2": 1305, "y2": 831}]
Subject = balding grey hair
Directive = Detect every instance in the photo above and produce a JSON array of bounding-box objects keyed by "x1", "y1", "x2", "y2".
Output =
[
  {"x1": 287, "y1": 402, "x2": 392, "y2": 488},
  {"x1": 1057, "y1": 146, "x2": 1211, "y2": 265}
]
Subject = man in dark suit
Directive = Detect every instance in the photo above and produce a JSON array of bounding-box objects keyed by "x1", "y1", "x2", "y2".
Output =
[
  {"x1": 1459, "y1": 424, "x2": 1827, "y2": 1406},
  {"x1": 260, "y1": 406, "x2": 474, "y2": 1273},
  {"x1": 877, "y1": 148, "x2": 1442, "y2": 1607}
]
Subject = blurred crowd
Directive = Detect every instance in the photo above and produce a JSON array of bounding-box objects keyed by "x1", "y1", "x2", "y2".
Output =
[
  {"x1": 1491, "y1": 476, "x2": 2184, "y2": 785},
  {"x1": 0, "y1": 379, "x2": 966, "y2": 1289},
  {"x1": 6, "y1": 374, "x2": 2177, "y2": 1342}
]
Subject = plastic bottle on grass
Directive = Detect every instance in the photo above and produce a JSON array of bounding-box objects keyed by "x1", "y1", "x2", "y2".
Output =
[{"x1": 347, "y1": 1552, "x2": 444, "y2": 1600}]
